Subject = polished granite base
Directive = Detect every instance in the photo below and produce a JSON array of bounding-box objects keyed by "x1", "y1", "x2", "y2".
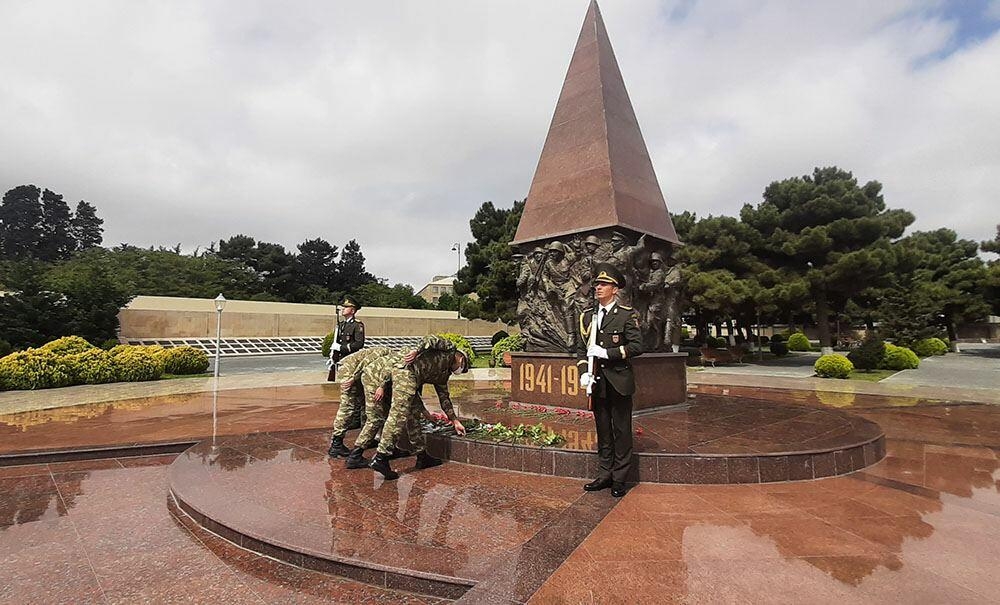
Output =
[
  {"x1": 168, "y1": 433, "x2": 615, "y2": 599},
  {"x1": 436, "y1": 393, "x2": 885, "y2": 484}
]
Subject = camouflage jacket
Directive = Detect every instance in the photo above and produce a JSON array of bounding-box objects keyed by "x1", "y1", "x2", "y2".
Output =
[
  {"x1": 360, "y1": 349, "x2": 406, "y2": 391},
  {"x1": 408, "y1": 335, "x2": 460, "y2": 419},
  {"x1": 338, "y1": 347, "x2": 391, "y2": 382}
]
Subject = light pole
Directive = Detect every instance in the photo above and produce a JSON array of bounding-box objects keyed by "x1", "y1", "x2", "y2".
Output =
[
  {"x1": 451, "y1": 243, "x2": 462, "y2": 320},
  {"x1": 213, "y1": 293, "x2": 226, "y2": 379}
]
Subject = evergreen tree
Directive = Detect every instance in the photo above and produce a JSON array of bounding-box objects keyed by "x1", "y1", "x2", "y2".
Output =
[
  {"x1": 70, "y1": 200, "x2": 104, "y2": 250},
  {"x1": 338, "y1": 239, "x2": 376, "y2": 294},
  {"x1": 0, "y1": 185, "x2": 44, "y2": 260},
  {"x1": 455, "y1": 199, "x2": 524, "y2": 323},
  {"x1": 294, "y1": 237, "x2": 339, "y2": 294},
  {"x1": 39, "y1": 189, "x2": 75, "y2": 261},
  {"x1": 848, "y1": 332, "x2": 885, "y2": 371}
]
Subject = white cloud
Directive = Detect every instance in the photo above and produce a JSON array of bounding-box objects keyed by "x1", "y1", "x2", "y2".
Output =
[{"x1": 0, "y1": 0, "x2": 997, "y2": 287}]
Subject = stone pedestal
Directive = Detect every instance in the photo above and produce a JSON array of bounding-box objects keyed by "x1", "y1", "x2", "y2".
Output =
[{"x1": 510, "y1": 352, "x2": 687, "y2": 411}]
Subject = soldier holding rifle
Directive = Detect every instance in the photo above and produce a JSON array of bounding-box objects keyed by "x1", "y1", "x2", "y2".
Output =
[{"x1": 576, "y1": 264, "x2": 644, "y2": 498}]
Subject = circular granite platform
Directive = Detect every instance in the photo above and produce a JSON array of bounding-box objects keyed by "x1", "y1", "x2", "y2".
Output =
[{"x1": 432, "y1": 392, "x2": 886, "y2": 484}]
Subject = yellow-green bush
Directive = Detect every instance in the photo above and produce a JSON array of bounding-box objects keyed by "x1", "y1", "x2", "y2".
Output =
[
  {"x1": 491, "y1": 333, "x2": 525, "y2": 367},
  {"x1": 41, "y1": 335, "x2": 95, "y2": 356},
  {"x1": 912, "y1": 337, "x2": 948, "y2": 357},
  {"x1": 67, "y1": 349, "x2": 119, "y2": 384},
  {"x1": 160, "y1": 346, "x2": 210, "y2": 375},
  {"x1": 881, "y1": 343, "x2": 920, "y2": 370},
  {"x1": 436, "y1": 333, "x2": 475, "y2": 362},
  {"x1": 0, "y1": 349, "x2": 75, "y2": 391},
  {"x1": 111, "y1": 346, "x2": 164, "y2": 382},
  {"x1": 787, "y1": 332, "x2": 812, "y2": 352},
  {"x1": 814, "y1": 354, "x2": 853, "y2": 379}
]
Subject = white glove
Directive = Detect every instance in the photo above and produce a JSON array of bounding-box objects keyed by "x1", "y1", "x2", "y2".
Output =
[
  {"x1": 587, "y1": 345, "x2": 609, "y2": 359},
  {"x1": 579, "y1": 372, "x2": 594, "y2": 387},
  {"x1": 330, "y1": 343, "x2": 342, "y2": 353}
]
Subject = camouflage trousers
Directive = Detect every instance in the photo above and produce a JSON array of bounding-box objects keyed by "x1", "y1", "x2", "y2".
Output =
[
  {"x1": 377, "y1": 367, "x2": 426, "y2": 456},
  {"x1": 353, "y1": 379, "x2": 391, "y2": 448},
  {"x1": 331, "y1": 380, "x2": 365, "y2": 438}
]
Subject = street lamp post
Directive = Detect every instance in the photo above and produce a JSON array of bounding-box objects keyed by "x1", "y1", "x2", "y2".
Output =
[
  {"x1": 213, "y1": 293, "x2": 227, "y2": 379},
  {"x1": 451, "y1": 243, "x2": 462, "y2": 320}
]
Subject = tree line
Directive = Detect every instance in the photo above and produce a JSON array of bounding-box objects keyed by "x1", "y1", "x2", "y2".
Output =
[
  {"x1": 0, "y1": 184, "x2": 438, "y2": 350},
  {"x1": 457, "y1": 167, "x2": 999, "y2": 349}
]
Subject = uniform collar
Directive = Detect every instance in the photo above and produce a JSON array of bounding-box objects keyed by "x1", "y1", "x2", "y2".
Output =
[{"x1": 599, "y1": 302, "x2": 616, "y2": 315}]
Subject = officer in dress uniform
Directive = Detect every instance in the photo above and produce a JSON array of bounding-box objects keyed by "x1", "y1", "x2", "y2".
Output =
[
  {"x1": 576, "y1": 263, "x2": 644, "y2": 497},
  {"x1": 329, "y1": 297, "x2": 365, "y2": 429}
]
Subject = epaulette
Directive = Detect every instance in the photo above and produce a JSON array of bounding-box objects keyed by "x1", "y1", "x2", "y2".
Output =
[{"x1": 619, "y1": 305, "x2": 633, "y2": 310}]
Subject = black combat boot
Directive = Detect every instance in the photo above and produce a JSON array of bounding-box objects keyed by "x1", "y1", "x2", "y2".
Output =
[
  {"x1": 344, "y1": 447, "x2": 368, "y2": 469},
  {"x1": 369, "y1": 453, "x2": 399, "y2": 480},
  {"x1": 327, "y1": 434, "x2": 350, "y2": 457},
  {"x1": 389, "y1": 446, "x2": 412, "y2": 460},
  {"x1": 415, "y1": 451, "x2": 443, "y2": 469}
]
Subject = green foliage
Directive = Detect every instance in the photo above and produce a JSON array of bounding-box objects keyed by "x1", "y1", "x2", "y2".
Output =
[
  {"x1": 437, "y1": 333, "x2": 475, "y2": 362},
  {"x1": 160, "y1": 346, "x2": 210, "y2": 375},
  {"x1": 110, "y1": 346, "x2": 164, "y2": 382},
  {"x1": 100, "y1": 339, "x2": 119, "y2": 350},
  {"x1": 912, "y1": 337, "x2": 948, "y2": 357},
  {"x1": 769, "y1": 339, "x2": 789, "y2": 356},
  {"x1": 881, "y1": 343, "x2": 920, "y2": 370},
  {"x1": 466, "y1": 421, "x2": 564, "y2": 447},
  {"x1": 491, "y1": 333, "x2": 525, "y2": 367},
  {"x1": 0, "y1": 339, "x2": 11, "y2": 358},
  {"x1": 1, "y1": 185, "x2": 104, "y2": 261},
  {"x1": 770, "y1": 333, "x2": 786, "y2": 343},
  {"x1": 705, "y1": 335, "x2": 727, "y2": 348},
  {"x1": 67, "y1": 349, "x2": 119, "y2": 384},
  {"x1": 321, "y1": 332, "x2": 335, "y2": 357},
  {"x1": 454, "y1": 200, "x2": 525, "y2": 323},
  {"x1": 491, "y1": 330, "x2": 509, "y2": 346},
  {"x1": 814, "y1": 354, "x2": 853, "y2": 379},
  {"x1": 0, "y1": 349, "x2": 75, "y2": 390},
  {"x1": 847, "y1": 333, "x2": 885, "y2": 371},
  {"x1": 353, "y1": 282, "x2": 431, "y2": 309},
  {"x1": 787, "y1": 332, "x2": 812, "y2": 351},
  {"x1": 40, "y1": 335, "x2": 95, "y2": 356}
]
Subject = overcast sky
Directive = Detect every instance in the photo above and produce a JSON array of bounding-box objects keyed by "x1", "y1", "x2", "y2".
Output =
[{"x1": 1, "y1": 0, "x2": 998, "y2": 288}]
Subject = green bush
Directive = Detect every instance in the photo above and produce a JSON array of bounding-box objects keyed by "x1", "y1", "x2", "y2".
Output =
[
  {"x1": 848, "y1": 333, "x2": 885, "y2": 371},
  {"x1": 160, "y1": 346, "x2": 210, "y2": 375},
  {"x1": 111, "y1": 346, "x2": 164, "y2": 382},
  {"x1": 0, "y1": 339, "x2": 11, "y2": 359},
  {"x1": 912, "y1": 337, "x2": 948, "y2": 357},
  {"x1": 705, "y1": 335, "x2": 726, "y2": 348},
  {"x1": 491, "y1": 330, "x2": 510, "y2": 346},
  {"x1": 321, "y1": 332, "x2": 335, "y2": 357},
  {"x1": 0, "y1": 349, "x2": 75, "y2": 391},
  {"x1": 769, "y1": 340, "x2": 789, "y2": 356},
  {"x1": 771, "y1": 333, "x2": 786, "y2": 343},
  {"x1": 814, "y1": 354, "x2": 853, "y2": 379},
  {"x1": 680, "y1": 327, "x2": 690, "y2": 340},
  {"x1": 787, "y1": 332, "x2": 812, "y2": 352},
  {"x1": 491, "y1": 333, "x2": 525, "y2": 367},
  {"x1": 437, "y1": 333, "x2": 475, "y2": 362},
  {"x1": 99, "y1": 339, "x2": 119, "y2": 350},
  {"x1": 67, "y1": 349, "x2": 119, "y2": 385},
  {"x1": 40, "y1": 335, "x2": 95, "y2": 356},
  {"x1": 881, "y1": 344, "x2": 920, "y2": 370}
]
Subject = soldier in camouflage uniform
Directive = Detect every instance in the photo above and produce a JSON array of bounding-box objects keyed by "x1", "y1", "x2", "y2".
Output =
[
  {"x1": 327, "y1": 347, "x2": 393, "y2": 457},
  {"x1": 370, "y1": 335, "x2": 469, "y2": 480},
  {"x1": 343, "y1": 349, "x2": 413, "y2": 468}
]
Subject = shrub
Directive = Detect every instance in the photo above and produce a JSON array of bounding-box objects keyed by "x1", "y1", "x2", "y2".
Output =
[
  {"x1": 321, "y1": 332, "x2": 335, "y2": 357},
  {"x1": 912, "y1": 337, "x2": 948, "y2": 357},
  {"x1": 881, "y1": 344, "x2": 920, "y2": 370},
  {"x1": 490, "y1": 330, "x2": 509, "y2": 346},
  {"x1": 111, "y1": 346, "x2": 164, "y2": 382},
  {"x1": 491, "y1": 333, "x2": 525, "y2": 367},
  {"x1": 0, "y1": 339, "x2": 11, "y2": 359},
  {"x1": 0, "y1": 349, "x2": 75, "y2": 391},
  {"x1": 848, "y1": 333, "x2": 885, "y2": 371},
  {"x1": 680, "y1": 327, "x2": 690, "y2": 340},
  {"x1": 814, "y1": 354, "x2": 854, "y2": 379},
  {"x1": 705, "y1": 335, "x2": 726, "y2": 348},
  {"x1": 67, "y1": 349, "x2": 119, "y2": 385},
  {"x1": 759, "y1": 335, "x2": 770, "y2": 344},
  {"x1": 41, "y1": 336, "x2": 95, "y2": 356},
  {"x1": 787, "y1": 332, "x2": 812, "y2": 352},
  {"x1": 160, "y1": 346, "x2": 210, "y2": 375},
  {"x1": 99, "y1": 339, "x2": 120, "y2": 350},
  {"x1": 437, "y1": 333, "x2": 475, "y2": 362},
  {"x1": 771, "y1": 333, "x2": 786, "y2": 343},
  {"x1": 769, "y1": 340, "x2": 789, "y2": 356}
]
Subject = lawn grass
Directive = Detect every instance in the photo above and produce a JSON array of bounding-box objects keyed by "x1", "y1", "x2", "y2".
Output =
[
  {"x1": 846, "y1": 369, "x2": 896, "y2": 382},
  {"x1": 471, "y1": 355, "x2": 493, "y2": 369}
]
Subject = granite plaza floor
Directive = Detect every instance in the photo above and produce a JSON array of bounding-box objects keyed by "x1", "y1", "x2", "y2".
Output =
[{"x1": 1, "y1": 369, "x2": 998, "y2": 603}]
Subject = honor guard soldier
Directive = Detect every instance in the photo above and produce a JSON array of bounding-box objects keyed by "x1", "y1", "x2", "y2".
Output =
[
  {"x1": 577, "y1": 263, "x2": 644, "y2": 498},
  {"x1": 329, "y1": 297, "x2": 365, "y2": 428}
]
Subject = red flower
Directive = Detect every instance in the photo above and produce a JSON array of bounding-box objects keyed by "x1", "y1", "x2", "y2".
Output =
[
  {"x1": 556, "y1": 408, "x2": 569, "y2": 415},
  {"x1": 494, "y1": 402, "x2": 504, "y2": 409},
  {"x1": 635, "y1": 427, "x2": 644, "y2": 436}
]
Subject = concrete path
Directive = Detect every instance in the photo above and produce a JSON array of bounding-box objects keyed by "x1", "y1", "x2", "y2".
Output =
[
  {"x1": 882, "y1": 342, "x2": 1000, "y2": 391},
  {"x1": 698, "y1": 351, "x2": 821, "y2": 378}
]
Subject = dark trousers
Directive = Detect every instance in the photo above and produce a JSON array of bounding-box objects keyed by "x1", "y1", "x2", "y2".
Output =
[{"x1": 592, "y1": 383, "x2": 634, "y2": 484}]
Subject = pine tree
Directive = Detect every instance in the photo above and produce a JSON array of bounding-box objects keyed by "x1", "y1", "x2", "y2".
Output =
[
  {"x1": 337, "y1": 239, "x2": 375, "y2": 294},
  {"x1": 39, "y1": 189, "x2": 75, "y2": 261},
  {"x1": 848, "y1": 332, "x2": 885, "y2": 372},
  {"x1": 0, "y1": 185, "x2": 44, "y2": 260},
  {"x1": 70, "y1": 200, "x2": 104, "y2": 250}
]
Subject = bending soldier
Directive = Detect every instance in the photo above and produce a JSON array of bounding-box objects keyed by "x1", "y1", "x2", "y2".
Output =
[
  {"x1": 370, "y1": 335, "x2": 469, "y2": 480},
  {"x1": 327, "y1": 346, "x2": 391, "y2": 457}
]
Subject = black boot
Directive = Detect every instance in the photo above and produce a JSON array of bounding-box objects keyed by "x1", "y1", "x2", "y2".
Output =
[
  {"x1": 369, "y1": 453, "x2": 399, "y2": 480},
  {"x1": 327, "y1": 434, "x2": 350, "y2": 457},
  {"x1": 345, "y1": 447, "x2": 368, "y2": 469},
  {"x1": 389, "y1": 446, "x2": 412, "y2": 460},
  {"x1": 415, "y1": 451, "x2": 443, "y2": 470}
]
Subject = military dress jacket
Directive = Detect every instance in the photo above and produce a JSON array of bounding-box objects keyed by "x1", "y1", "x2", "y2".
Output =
[
  {"x1": 332, "y1": 318, "x2": 365, "y2": 364},
  {"x1": 576, "y1": 304, "x2": 644, "y2": 397}
]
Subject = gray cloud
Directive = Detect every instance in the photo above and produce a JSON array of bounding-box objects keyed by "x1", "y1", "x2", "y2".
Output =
[{"x1": 1, "y1": 1, "x2": 997, "y2": 288}]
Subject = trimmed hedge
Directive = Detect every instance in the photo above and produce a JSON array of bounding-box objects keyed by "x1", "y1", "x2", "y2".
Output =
[
  {"x1": 111, "y1": 346, "x2": 164, "y2": 382},
  {"x1": 912, "y1": 337, "x2": 948, "y2": 358},
  {"x1": 41, "y1": 335, "x2": 95, "y2": 356},
  {"x1": 787, "y1": 332, "x2": 812, "y2": 352},
  {"x1": 68, "y1": 349, "x2": 119, "y2": 385},
  {"x1": 881, "y1": 343, "x2": 920, "y2": 370},
  {"x1": 0, "y1": 350, "x2": 75, "y2": 390},
  {"x1": 321, "y1": 332, "x2": 335, "y2": 357},
  {"x1": 437, "y1": 333, "x2": 475, "y2": 362},
  {"x1": 160, "y1": 346, "x2": 210, "y2": 375},
  {"x1": 815, "y1": 354, "x2": 853, "y2": 379},
  {"x1": 491, "y1": 333, "x2": 525, "y2": 367}
]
